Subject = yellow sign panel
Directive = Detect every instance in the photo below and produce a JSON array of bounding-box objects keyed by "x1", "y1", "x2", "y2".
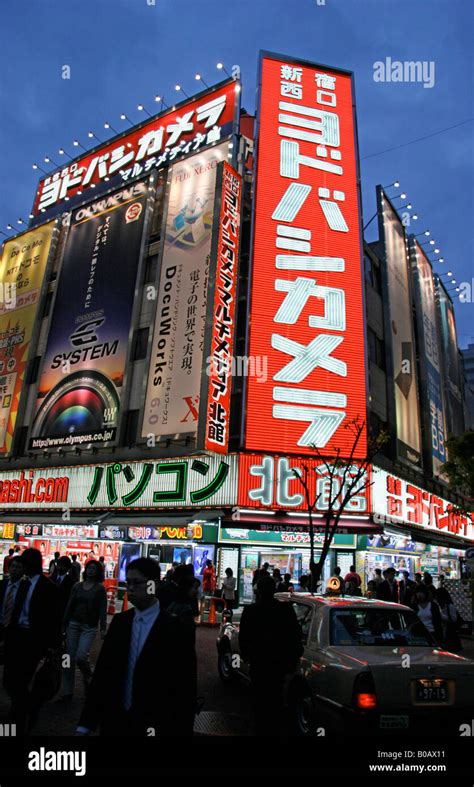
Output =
[{"x1": 0, "y1": 222, "x2": 55, "y2": 453}]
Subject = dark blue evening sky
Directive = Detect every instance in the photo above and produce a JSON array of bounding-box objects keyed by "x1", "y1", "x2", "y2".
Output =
[{"x1": 1, "y1": 0, "x2": 472, "y2": 345}]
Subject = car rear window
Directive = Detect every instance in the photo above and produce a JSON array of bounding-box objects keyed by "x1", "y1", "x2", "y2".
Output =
[{"x1": 330, "y1": 608, "x2": 435, "y2": 647}]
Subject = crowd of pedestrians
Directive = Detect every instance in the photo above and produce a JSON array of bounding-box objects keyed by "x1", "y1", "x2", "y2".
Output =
[{"x1": 0, "y1": 546, "x2": 467, "y2": 737}]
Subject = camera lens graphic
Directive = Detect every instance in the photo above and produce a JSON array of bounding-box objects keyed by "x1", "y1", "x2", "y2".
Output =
[{"x1": 32, "y1": 370, "x2": 119, "y2": 438}]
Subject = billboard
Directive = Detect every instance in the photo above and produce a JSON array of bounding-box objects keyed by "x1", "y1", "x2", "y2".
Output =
[
  {"x1": 142, "y1": 144, "x2": 227, "y2": 441},
  {"x1": 31, "y1": 80, "x2": 238, "y2": 225},
  {"x1": 372, "y1": 466, "x2": 474, "y2": 542},
  {"x1": 30, "y1": 182, "x2": 148, "y2": 450},
  {"x1": 0, "y1": 454, "x2": 237, "y2": 510},
  {"x1": 244, "y1": 53, "x2": 368, "y2": 458},
  {"x1": 377, "y1": 190, "x2": 421, "y2": 467},
  {"x1": 0, "y1": 222, "x2": 55, "y2": 454},
  {"x1": 409, "y1": 238, "x2": 447, "y2": 475},
  {"x1": 436, "y1": 279, "x2": 465, "y2": 436},
  {"x1": 197, "y1": 161, "x2": 242, "y2": 454}
]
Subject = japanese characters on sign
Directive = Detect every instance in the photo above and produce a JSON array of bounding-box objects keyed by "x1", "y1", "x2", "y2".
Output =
[
  {"x1": 198, "y1": 162, "x2": 241, "y2": 454},
  {"x1": 372, "y1": 467, "x2": 474, "y2": 541},
  {"x1": 142, "y1": 146, "x2": 227, "y2": 440},
  {"x1": 245, "y1": 54, "x2": 367, "y2": 457},
  {"x1": 409, "y1": 239, "x2": 447, "y2": 476},
  {"x1": 238, "y1": 453, "x2": 369, "y2": 513},
  {"x1": 31, "y1": 81, "x2": 238, "y2": 223},
  {"x1": 43, "y1": 524, "x2": 98, "y2": 539},
  {"x1": 377, "y1": 190, "x2": 422, "y2": 468},
  {"x1": 128, "y1": 525, "x2": 203, "y2": 541},
  {"x1": 0, "y1": 455, "x2": 237, "y2": 510},
  {"x1": 0, "y1": 223, "x2": 55, "y2": 455}
]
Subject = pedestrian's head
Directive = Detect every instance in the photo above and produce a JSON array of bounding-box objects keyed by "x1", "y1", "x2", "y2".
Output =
[
  {"x1": 99, "y1": 556, "x2": 105, "y2": 563},
  {"x1": 262, "y1": 562, "x2": 269, "y2": 571},
  {"x1": 205, "y1": 559, "x2": 213, "y2": 568},
  {"x1": 299, "y1": 575, "x2": 308, "y2": 589},
  {"x1": 436, "y1": 587, "x2": 450, "y2": 607},
  {"x1": 284, "y1": 573, "x2": 291, "y2": 583},
  {"x1": 415, "y1": 573, "x2": 422, "y2": 584},
  {"x1": 423, "y1": 572, "x2": 433, "y2": 586},
  {"x1": 225, "y1": 567, "x2": 233, "y2": 577},
  {"x1": 349, "y1": 565, "x2": 356, "y2": 572},
  {"x1": 83, "y1": 559, "x2": 104, "y2": 584},
  {"x1": 71, "y1": 554, "x2": 78, "y2": 562},
  {"x1": 57, "y1": 556, "x2": 72, "y2": 575},
  {"x1": 21, "y1": 547, "x2": 43, "y2": 577},
  {"x1": 367, "y1": 580, "x2": 376, "y2": 592},
  {"x1": 416, "y1": 586, "x2": 430, "y2": 604},
  {"x1": 176, "y1": 574, "x2": 199, "y2": 603},
  {"x1": 334, "y1": 566, "x2": 341, "y2": 576},
  {"x1": 54, "y1": 551, "x2": 60, "y2": 560},
  {"x1": 8, "y1": 548, "x2": 14, "y2": 556},
  {"x1": 126, "y1": 557, "x2": 161, "y2": 610},
  {"x1": 13, "y1": 546, "x2": 21, "y2": 553},
  {"x1": 375, "y1": 568, "x2": 382, "y2": 577},
  {"x1": 8, "y1": 556, "x2": 24, "y2": 583},
  {"x1": 385, "y1": 567, "x2": 396, "y2": 582},
  {"x1": 272, "y1": 568, "x2": 281, "y2": 578},
  {"x1": 439, "y1": 574, "x2": 445, "y2": 586},
  {"x1": 256, "y1": 575, "x2": 276, "y2": 603}
]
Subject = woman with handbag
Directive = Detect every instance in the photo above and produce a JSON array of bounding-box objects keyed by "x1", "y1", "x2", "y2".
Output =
[
  {"x1": 61, "y1": 560, "x2": 107, "y2": 700},
  {"x1": 222, "y1": 567, "x2": 237, "y2": 610}
]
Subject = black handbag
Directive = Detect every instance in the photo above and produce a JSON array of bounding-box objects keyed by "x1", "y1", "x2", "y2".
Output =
[{"x1": 30, "y1": 651, "x2": 62, "y2": 706}]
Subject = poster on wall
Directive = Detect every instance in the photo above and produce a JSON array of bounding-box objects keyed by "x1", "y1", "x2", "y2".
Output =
[
  {"x1": 142, "y1": 144, "x2": 227, "y2": 440},
  {"x1": 29, "y1": 182, "x2": 148, "y2": 451},
  {"x1": 409, "y1": 238, "x2": 447, "y2": 475},
  {"x1": 0, "y1": 222, "x2": 55, "y2": 454},
  {"x1": 436, "y1": 279, "x2": 464, "y2": 437},
  {"x1": 377, "y1": 190, "x2": 422, "y2": 468}
]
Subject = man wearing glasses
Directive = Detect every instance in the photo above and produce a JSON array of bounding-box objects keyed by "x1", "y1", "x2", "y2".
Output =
[{"x1": 76, "y1": 557, "x2": 197, "y2": 736}]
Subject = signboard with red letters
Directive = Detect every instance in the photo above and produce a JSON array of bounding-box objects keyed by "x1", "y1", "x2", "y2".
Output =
[
  {"x1": 31, "y1": 81, "x2": 238, "y2": 224},
  {"x1": 372, "y1": 466, "x2": 474, "y2": 541},
  {"x1": 245, "y1": 53, "x2": 367, "y2": 458}
]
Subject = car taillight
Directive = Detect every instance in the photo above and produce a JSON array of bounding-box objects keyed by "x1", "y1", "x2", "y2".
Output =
[
  {"x1": 356, "y1": 692, "x2": 377, "y2": 709},
  {"x1": 353, "y1": 672, "x2": 377, "y2": 710}
]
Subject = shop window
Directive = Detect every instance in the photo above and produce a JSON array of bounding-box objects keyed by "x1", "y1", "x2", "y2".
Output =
[
  {"x1": 122, "y1": 409, "x2": 139, "y2": 447},
  {"x1": 132, "y1": 327, "x2": 149, "y2": 362},
  {"x1": 27, "y1": 355, "x2": 42, "y2": 385},
  {"x1": 41, "y1": 291, "x2": 53, "y2": 319}
]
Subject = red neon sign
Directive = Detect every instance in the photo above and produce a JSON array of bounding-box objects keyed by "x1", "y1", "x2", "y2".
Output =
[{"x1": 245, "y1": 54, "x2": 367, "y2": 458}]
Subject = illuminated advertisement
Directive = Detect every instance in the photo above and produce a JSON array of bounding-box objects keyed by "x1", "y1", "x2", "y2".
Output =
[
  {"x1": 377, "y1": 190, "x2": 421, "y2": 467},
  {"x1": 0, "y1": 454, "x2": 237, "y2": 509},
  {"x1": 142, "y1": 145, "x2": 226, "y2": 440},
  {"x1": 238, "y1": 452, "x2": 369, "y2": 513},
  {"x1": 0, "y1": 223, "x2": 55, "y2": 454},
  {"x1": 436, "y1": 279, "x2": 464, "y2": 436},
  {"x1": 409, "y1": 238, "x2": 447, "y2": 476},
  {"x1": 30, "y1": 183, "x2": 148, "y2": 450},
  {"x1": 372, "y1": 466, "x2": 474, "y2": 542},
  {"x1": 245, "y1": 53, "x2": 367, "y2": 458},
  {"x1": 31, "y1": 80, "x2": 238, "y2": 224},
  {"x1": 198, "y1": 161, "x2": 241, "y2": 454}
]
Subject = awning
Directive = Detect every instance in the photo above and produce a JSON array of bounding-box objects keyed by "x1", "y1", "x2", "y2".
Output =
[
  {"x1": 222, "y1": 511, "x2": 382, "y2": 534},
  {"x1": 0, "y1": 509, "x2": 224, "y2": 528}
]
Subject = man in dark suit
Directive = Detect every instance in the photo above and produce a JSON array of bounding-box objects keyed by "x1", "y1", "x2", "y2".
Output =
[
  {"x1": 239, "y1": 576, "x2": 303, "y2": 735},
  {"x1": 77, "y1": 557, "x2": 196, "y2": 737},
  {"x1": 0, "y1": 556, "x2": 25, "y2": 640},
  {"x1": 376, "y1": 567, "x2": 399, "y2": 603},
  {"x1": 3, "y1": 548, "x2": 61, "y2": 734},
  {"x1": 54, "y1": 556, "x2": 76, "y2": 619}
]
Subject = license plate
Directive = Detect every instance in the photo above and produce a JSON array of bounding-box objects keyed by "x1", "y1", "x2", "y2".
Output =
[
  {"x1": 415, "y1": 679, "x2": 448, "y2": 703},
  {"x1": 380, "y1": 715, "x2": 409, "y2": 730}
]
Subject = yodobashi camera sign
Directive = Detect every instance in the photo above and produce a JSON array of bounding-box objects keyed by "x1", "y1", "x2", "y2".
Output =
[{"x1": 244, "y1": 52, "x2": 368, "y2": 458}]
